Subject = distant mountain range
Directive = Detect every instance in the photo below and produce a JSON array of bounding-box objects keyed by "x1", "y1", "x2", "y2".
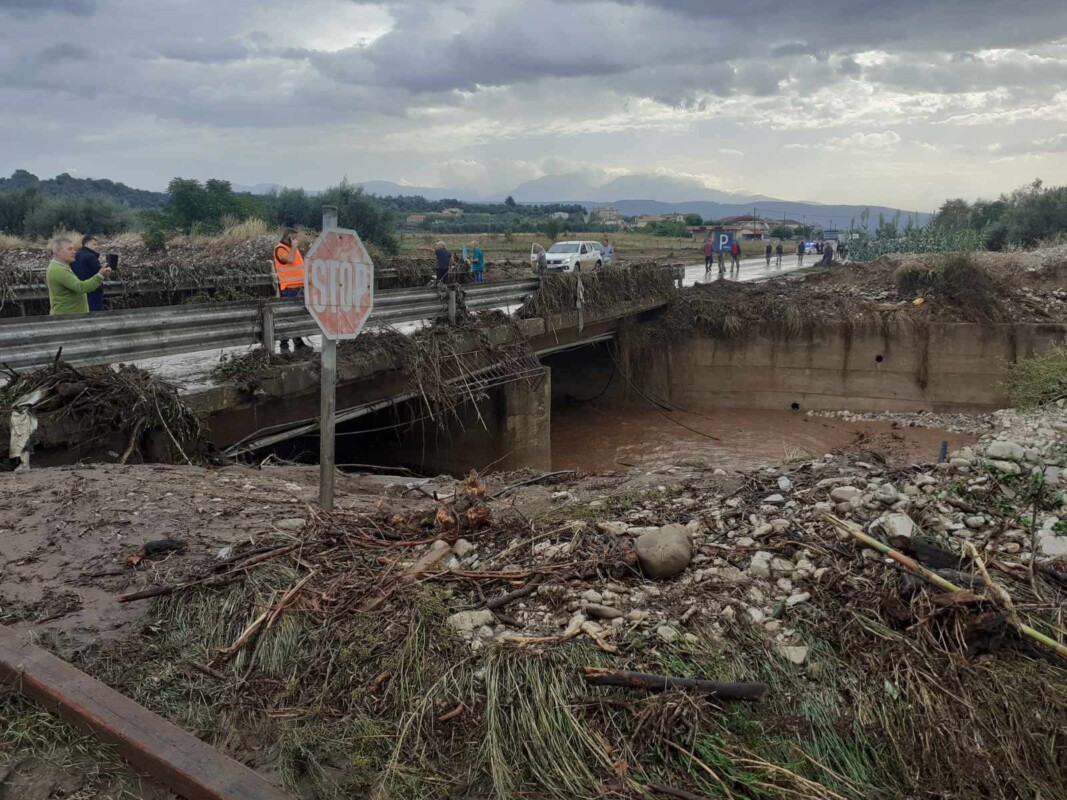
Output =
[
  {"x1": 9, "y1": 169, "x2": 925, "y2": 228},
  {"x1": 346, "y1": 174, "x2": 927, "y2": 226}
]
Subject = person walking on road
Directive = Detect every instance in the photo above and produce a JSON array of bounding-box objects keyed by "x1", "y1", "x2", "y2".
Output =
[
  {"x1": 796, "y1": 240, "x2": 805, "y2": 267},
  {"x1": 703, "y1": 236, "x2": 714, "y2": 272},
  {"x1": 470, "y1": 240, "x2": 485, "y2": 284},
  {"x1": 47, "y1": 236, "x2": 111, "y2": 316},
  {"x1": 729, "y1": 239, "x2": 741, "y2": 278},
  {"x1": 273, "y1": 227, "x2": 310, "y2": 351},
  {"x1": 775, "y1": 241, "x2": 784, "y2": 267},
  {"x1": 822, "y1": 240, "x2": 834, "y2": 266},
  {"x1": 72, "y1": 234, "x2": 106, "y2": 312},
  {"x1": 764, "y1": 243, "x2": 772, "y2": 268}
]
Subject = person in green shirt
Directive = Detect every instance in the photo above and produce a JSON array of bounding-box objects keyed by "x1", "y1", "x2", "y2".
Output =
[{"x1": 46, "y1": 236, "x2": 111, "y2": 315}]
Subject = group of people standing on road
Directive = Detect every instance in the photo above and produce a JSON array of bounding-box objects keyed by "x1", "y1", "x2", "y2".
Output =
[
  {"x1": 703, "y1": 237, "x2": 745, "y2": 280},
  {"x1": 431, "y1": 240, "x2": 485, "y2": 284},
  {"x1": 702, "y1": 234, "x2": 849, "y2": 281}
]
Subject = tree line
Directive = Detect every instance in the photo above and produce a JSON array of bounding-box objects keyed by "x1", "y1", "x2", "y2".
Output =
[{"x1": 929, "y1": 179, "x2": 1067, "y2": 250}]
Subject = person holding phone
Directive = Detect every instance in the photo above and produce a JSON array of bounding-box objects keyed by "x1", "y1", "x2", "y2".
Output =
[
  {"x1": 273, "y1": 227, "x2": 310, "y2": 351},
  {"x1": 47, "y1": 236, "x2": 111, "y2": 315},
  {"x1": 72, "y1": 234, "x2": 106, "y2": 312}
]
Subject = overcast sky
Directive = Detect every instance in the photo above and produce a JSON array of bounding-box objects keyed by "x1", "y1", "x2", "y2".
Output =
[{"x1": 3, "y1": 0, "x2": 1067, "y2": 210}]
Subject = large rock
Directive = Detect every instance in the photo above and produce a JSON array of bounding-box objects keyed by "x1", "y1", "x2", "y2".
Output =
[
  {"x1": 635, "y1": 524, "x2": 693, "y2": 580},
  {"x1": 987, "y1": 440, "x2": 1025, "y2": 461}
]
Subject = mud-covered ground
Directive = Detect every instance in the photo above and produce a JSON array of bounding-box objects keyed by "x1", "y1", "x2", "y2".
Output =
[{"x1": 1, "y1": 401, "x2": 1064, "y2": 799}]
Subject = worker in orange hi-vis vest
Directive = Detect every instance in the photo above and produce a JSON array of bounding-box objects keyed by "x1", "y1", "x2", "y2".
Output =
[{"x1": 273, "y1": 227, "x2": 310, "y2": 351}]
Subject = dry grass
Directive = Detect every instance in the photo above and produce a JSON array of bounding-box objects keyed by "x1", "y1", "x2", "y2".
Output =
[{"x1": 0, "y1": 232, "x2": 32, "y2": 249}]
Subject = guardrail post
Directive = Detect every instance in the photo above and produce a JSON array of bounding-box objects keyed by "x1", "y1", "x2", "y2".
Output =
[
  {"x1": 447, "y1": 287, "x2": 457, "y2": 325},
  {"x1": 261, "y1": 304, "x2": 275, "y2": 361}
]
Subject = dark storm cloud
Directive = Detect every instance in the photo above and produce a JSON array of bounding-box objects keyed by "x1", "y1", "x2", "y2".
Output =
[
  {"x1": 595, "y1": 0, "x2": 1067, "y2": 51},
  {"x1": 0, "y1": 0, "x2": 95, "y2": 16}
]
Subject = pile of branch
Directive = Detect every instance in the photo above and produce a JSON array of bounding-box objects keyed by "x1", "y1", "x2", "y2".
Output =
[{"x1": 0, "y1": 360, "x2": 203, "y2": 463}]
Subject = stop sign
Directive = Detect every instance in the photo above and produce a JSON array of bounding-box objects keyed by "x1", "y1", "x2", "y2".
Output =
[{"x1": 304, "y1": 227, "x2": 374, "y2": 339}]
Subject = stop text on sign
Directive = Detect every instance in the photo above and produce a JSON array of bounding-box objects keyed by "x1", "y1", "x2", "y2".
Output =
[{"x1": 309, "y1": 258, "x2": 365, "y2": 313}]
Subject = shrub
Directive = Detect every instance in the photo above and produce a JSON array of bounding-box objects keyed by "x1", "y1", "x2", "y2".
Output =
[{"x1": 142, "y1": 227, "x2": 167, "y2": 252}]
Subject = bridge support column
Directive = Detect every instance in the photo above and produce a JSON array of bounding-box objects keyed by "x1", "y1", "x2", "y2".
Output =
[
  {"x1": 384, "y1": 368, "x2": 551, "y2": 476},
  {"x1": 498, "y1": 368, "x2": 551, "y2": 472}
]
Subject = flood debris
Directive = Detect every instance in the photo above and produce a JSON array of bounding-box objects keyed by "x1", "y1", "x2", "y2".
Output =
[
  {"x1": 1, "y1": 360, "x2": 204, "y2": 467},
  {"x1": 2, "y1": 400, "x2": 1065, "y2": 797}
]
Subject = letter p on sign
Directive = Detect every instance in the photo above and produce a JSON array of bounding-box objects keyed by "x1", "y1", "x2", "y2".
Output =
[{"x1": 304, "y1": 228, "x2": 375, "y2": 339}]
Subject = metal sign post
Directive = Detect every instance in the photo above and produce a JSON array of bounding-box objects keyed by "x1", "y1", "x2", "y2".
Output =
[{"x1": 305, "y1": 205, "x2": 374, "y2": 511}]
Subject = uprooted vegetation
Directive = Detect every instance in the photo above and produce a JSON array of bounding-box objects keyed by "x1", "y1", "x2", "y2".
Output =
[
  {"x1": 5, "y1": 443, "x2": 1066, "y2": 799},
  {"x1": 519, "y1": 265, "x2": 678, "y2": 320},
  {"x1": 0, "y1": 361, "x2": 204, "y2": 464},
  {"x1": 213, "y1": 311, "x2": 540, "y2": 423},
  {"x1": 0, "y1": 229, "x2": 435, "y2": 316}
]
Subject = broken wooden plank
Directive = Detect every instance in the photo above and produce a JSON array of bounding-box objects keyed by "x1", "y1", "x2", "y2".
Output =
[
  {"x1": 580, "y1": 667, "x2": 768, "y2": 701},
  {"x1": 0, "y1": 624, "x2": 294, "y2": 800}
]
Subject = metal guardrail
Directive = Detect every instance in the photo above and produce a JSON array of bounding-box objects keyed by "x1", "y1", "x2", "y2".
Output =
[
  {"x1": 0, "y1": 278, "x2": 540, "y2": 373},
  {"x1": 2, "y1": 268, "x2": 409, "y2": 306}
]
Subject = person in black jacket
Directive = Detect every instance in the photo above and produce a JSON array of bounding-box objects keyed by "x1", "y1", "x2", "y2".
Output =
[{"x1": 71, "y1": 234, "x2": 105, "y2": 312}]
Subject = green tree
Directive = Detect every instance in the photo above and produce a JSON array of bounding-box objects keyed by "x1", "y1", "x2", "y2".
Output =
[
  {"x1": 22, "y1": 195, "x2": 133, "y2": 238},
  {"x1": 543, "y1": 218, "x2": 562, "y2": 240},
  {"x1": 933, "y1": 198, "x2": 971, "y2": 228},
  {"x1": 504, "y1": 195, "x2": 517, "y2": 208},
  {"x1": 683, "y1": 213, "x2": 703, "y2": 227},
  {"x1": 770, "y1": 224, "x2": 794, "y2": 239}
]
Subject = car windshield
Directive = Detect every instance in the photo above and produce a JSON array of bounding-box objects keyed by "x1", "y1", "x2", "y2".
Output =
[{"x1": 547, "y1": 243, "x2": 579, "y2": 254}]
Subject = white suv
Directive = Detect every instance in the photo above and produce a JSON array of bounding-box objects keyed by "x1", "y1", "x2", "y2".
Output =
[{"x1": 544, "y1": 241, "x2": 603, "y2": 272}]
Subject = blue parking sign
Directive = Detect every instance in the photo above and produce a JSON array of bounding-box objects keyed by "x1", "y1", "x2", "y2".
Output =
[{"x1": 714, "y1": 232, "x2": 734, "y2": 252}]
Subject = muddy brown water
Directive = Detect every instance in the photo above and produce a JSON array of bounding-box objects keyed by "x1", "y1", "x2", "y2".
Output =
[{"x1": 551, "y1": 402, "x2": 974, "y2": 472}]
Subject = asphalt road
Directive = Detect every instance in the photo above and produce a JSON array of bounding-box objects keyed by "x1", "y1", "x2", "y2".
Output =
[{"x1": 681, "y1": 251, "x2": 816, "y2": 287}]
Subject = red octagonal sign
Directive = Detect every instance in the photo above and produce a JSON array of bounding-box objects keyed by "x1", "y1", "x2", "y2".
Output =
[{"x1": 304, "y1": 227, "x2": 374, "y2": 340}]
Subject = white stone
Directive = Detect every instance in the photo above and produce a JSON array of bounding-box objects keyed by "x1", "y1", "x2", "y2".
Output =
[
  {"x1": 830, "y1": 486, "x2": 861, "y2": 502},
  {"x1": 764, "y1": 494, "x2": 786, "y2": 505},
  {"x1": 585, "y1": 603, "x2": 625, "y2": 620},
  {"x1": 748, "y1": 551, "x2": 774, "y2": 579},
  {"x1": 778, "y1": 645, "x2": 809, "y2": 665},
  {"x1": 770, "y1": 519, "x2": 791, "y2": 533},
  {"x1": 595, "y1": 521, "x2": 629, "y2": 536},
  {"x1": 879, "y1": 513, "x2": 917, "y2": 541},
  {"x1": 964, "y1": 516, "x2": 986, "y2": 530},
  {"x1": 987, "y1": 440, "x2": 1025, "y2": 461},
  {"x1": 786, "y1": 592, "x2": 811, "y2": 607},
  {"x1": 746, "y1": 607, "x2": 766, "y2": 623},
  {"x1": 447, "y1": 609, "x2": 495, "y2": 634},
  {"x1": 275, "y1": 518, "x2": 305, "y2": 531},
  {"x1": 656, "y1": 625, "x2": 680, "y2": 643},
  {"x1": 734, "y1": 536, "x2": 756, "y2": 547},
  {"x1": 453, "y1": 538, "x2": 475, "y2": 557},
  {"x1": 776, "y1": 578, "x2": 794, "y2": 592},
  {"x1": 582, "y1": 589, "x2": 604, "y2": 604},
  {"x1": 770, "y1": 557, "x2": 795, "y2": 576}
]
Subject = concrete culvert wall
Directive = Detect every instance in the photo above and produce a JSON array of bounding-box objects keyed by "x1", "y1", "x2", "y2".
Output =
[{"x1": 666, "y1": 321, "x2": 1067, "y2": 413}]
